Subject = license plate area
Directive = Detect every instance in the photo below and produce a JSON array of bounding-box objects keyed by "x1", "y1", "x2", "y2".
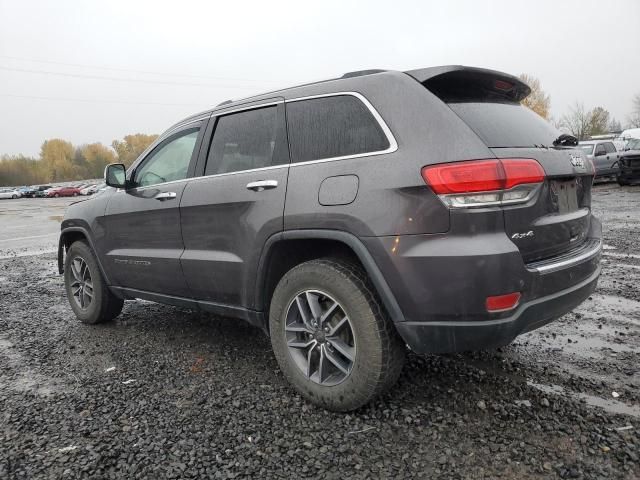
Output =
[{"x1": 551, "y1": 179, "x2": 579, "y2": 214}]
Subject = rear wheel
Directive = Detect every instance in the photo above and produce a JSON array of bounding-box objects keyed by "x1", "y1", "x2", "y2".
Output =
[
  {"x1": 269, "y1": 258, "x2": 405, "y2": 411},
  {"x1": 64, "y1": 241, "x2": 123, "y2": 324}
]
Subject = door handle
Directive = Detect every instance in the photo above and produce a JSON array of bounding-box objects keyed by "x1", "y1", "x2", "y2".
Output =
[
  {"x1": 246, "y1": 180, "x2": 278, "y2": 192},
  {"x1": 155, "y1": 192, "x2": 177, "y2": 201}
]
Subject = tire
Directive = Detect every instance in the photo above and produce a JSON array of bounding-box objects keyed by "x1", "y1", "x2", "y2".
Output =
[
  {"x1": 64, "y1": 240, "x2": 124, "y2": 324},
  {"x1": 73, "y1": 192, "x2": 78, "y2": 196},
  {"x1": 11, "y1": 195, "x2": 17, "y2": 199},
  {"x1": 54, "y1": 193, "x2": 60, "y2": 198},
  {"x1": 269, "y1": 258, "x2": 405, "y2": 411}
]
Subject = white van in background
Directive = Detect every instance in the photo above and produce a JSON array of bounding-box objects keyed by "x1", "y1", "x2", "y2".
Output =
[{"x1": 620, "y1": 128, "x2": 640, "y2": 146}]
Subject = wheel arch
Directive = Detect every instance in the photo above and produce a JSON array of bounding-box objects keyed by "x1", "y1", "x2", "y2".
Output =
[
  {"x1": 255, "y1": 230, "x2": 406, "y2": 328},
  {"x1": 58, "y1": 227, "x2": 111, "y2": 285}
]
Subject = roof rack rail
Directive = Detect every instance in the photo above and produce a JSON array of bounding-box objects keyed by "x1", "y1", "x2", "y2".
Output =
[
  {"x1": 341, "y1": 69, "x2": 386, "y2": 79},
  {"x1": 216, "y1": 99, "x2": 233, "y2": 107}
]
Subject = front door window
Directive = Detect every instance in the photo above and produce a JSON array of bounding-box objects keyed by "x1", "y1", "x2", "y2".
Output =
[{"x1": 134, "y1": 128, "x2": 199, "y2": 187}]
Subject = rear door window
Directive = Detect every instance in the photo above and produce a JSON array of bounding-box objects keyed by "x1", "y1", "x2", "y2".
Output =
[
  {"x1": 205, "y1": 106, "x2": 284, "y2": 176},
  {"x1": 286, "y1": 95, "x2": 390, "y2": 162}
]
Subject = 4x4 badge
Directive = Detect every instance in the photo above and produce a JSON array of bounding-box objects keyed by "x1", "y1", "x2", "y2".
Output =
[
  {"x1": 511, "y1": 231, "x2": 534, "y2": 239},
  {"x1": 569, "y1": 153, "x2": 585, "y2": 169}
]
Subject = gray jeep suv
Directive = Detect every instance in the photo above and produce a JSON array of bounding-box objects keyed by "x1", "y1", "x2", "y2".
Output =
[{"x1": 58, "y1": 66, "x2": 602, "y2": 411}]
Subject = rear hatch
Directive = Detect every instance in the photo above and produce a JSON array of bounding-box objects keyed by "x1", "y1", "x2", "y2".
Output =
[{"x1": 409, "y1": 66, "x2": 594, "y2": 263}]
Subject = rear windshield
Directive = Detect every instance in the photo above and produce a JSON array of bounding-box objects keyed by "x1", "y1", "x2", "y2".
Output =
[
  {"x1": 579, "y1": 144, "x2": 594, "y2": 155},
  {"x1": 448, "y1": 102, "x2": 561, "y2": 148}
]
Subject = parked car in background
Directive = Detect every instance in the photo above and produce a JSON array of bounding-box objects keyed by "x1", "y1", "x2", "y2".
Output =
[
  {"x1": 80, "y1": 184, "x2": 99, "y2": 195},
  {"x1": 34, "y1": 185, "x2": 53, "y2": 197},
  {"x1": 617, "y1": 137, "x2": 640, "y2": 185},
  {"x1": 18, "y1": 186, "x2": 37, "y2": 197},
  {"x1": 59, "y1": 65, "x2": 602, "y2": 411},
  {"x1": 586, "y1": 134, "x2": 626, "y2": 152},
  {"x1": 47, "y1": 186, "x2": 81, "y2": 197},
  {"x1": 578, "y1": 140, "x2": 620, "y2": 179},
  {"x1": 0, "y1": 187, "x2": 22, "y2": 199},
  {"x1": 93, "y1": 182, "x2": 108, "y2": 195}
]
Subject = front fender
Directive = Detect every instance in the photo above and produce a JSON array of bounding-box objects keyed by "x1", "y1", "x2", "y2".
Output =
[{"x1": 58, "y1": 226, "x2": 111, "y2": 285}]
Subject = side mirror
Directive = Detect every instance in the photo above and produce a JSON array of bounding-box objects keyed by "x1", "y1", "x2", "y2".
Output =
[{"x1": 104, "y1": 163, "x2": 127, "y2": 188}]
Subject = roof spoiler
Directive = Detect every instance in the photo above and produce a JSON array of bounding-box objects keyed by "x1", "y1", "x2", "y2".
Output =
[{"x1": 406, "y1": 65, "x2": 531, "y2": 103}]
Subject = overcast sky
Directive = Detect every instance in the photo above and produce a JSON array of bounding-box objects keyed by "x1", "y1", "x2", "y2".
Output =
[{"x1": 1, "y1": 0, "x2": 639, "y2": 156}]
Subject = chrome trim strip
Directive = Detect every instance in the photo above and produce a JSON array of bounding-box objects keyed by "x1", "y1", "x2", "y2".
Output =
[
  {"x1": 285, "y1": 91, "x2": 398, "y2": 166},
  {"x1": 185, "y1": 164, "x2": 289, "y2": 185},
  {"x1": 160, "y1": 117, "x2": 208, "y2": 142},
  {"x1": 119, "y1": 92, "x2": 397, "y2": 190},
  {"x1": 527, "y1": 239, "x2": 602, "y2": 274},
  {"x1": 118, "y1": 164, "x2": 290, "y2": 192},
  {"x1": 211, "y1": 100, "x2": 283, "y2": 117},
  {"x1": 115, "y1": 177, "x2": 190, "y2": 193},
  {"x1": 438, "y1": 183, "x2": 542, "y2": 209}
]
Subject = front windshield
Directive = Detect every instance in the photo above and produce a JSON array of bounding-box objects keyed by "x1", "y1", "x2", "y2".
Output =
[
  {"x1": 626, "y1": 138, "x2": 640, "y2": 150},
  {"x1": 579, "y1": 145, "x2": 594, "y2": 155}
]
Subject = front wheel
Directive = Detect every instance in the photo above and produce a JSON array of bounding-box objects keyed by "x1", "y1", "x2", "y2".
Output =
[
  {"x1": 269, "y1": 258, "x2": 405, "y2": 411},
  {"x1": 64, "y1": 241, "x2": 124, "y2": 324},
  {"x1": 11, "y1": 194, "x2": 17, "y2": 199},
  {"x1": 73, "y1": 192, "x2": 78, "y2": 196}
]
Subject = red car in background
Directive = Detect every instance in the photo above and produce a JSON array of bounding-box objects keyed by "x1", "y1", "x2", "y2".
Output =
[{"x1": 46, "y1": 186, "x2": 82, "y2": 197}]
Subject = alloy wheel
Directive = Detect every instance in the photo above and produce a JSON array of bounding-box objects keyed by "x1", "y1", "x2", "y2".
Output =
[
  {"x1": 69, "y1": 256, "x2": 93, "y2": 309},
  {"x1": 284, "y1": 290, "x2": 356, "y2": 386}
]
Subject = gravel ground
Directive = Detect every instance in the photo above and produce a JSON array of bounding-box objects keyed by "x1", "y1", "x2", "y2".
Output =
[{"x1": 1, "y1": 184, "x2": 639, "y2": 479}]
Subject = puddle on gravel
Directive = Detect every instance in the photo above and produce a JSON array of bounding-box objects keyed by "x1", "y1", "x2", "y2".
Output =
[
  {"x1": 48, "y1": 215, "x2": 63, "y2": 222},
  {"x1": 604, "y1": 259, "x2": 640, "y2": 271},
  {"x1": 0, "y1": 337, "x2": 63, "y2": 396},
  {"x1": 527, "y1": 381, "x2": 640, "y2": 418},
  {"x1": 463, "y1": 358, "x2": 640, "y2": 418},
  {"x1": 0, "y1": 248, "x2": 57, "y2": 260},
  {"x1": 604, "y1": 251, "x2": 640, "y2": 260},
  {"x1": 594, "y1": 294, "x2": 640, "y2": 317}
]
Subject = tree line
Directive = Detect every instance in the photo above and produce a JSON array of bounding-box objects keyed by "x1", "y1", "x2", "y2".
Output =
[
  {"x1": 3, "y1": 77, "x2": 640, "y2": 186},
  {"x1": 518, "y1": 73, "x2": 639, "y2": 140},
  {"x1": 0, "y1": 133, "x2": 157, "y2": 187}
]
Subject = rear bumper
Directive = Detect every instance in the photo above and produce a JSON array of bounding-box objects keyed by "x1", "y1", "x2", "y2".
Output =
[
  {"x1": 361, "y1": 216, "x2": 602, "y2": 354},
  {"x1": 394, "y1": 265, "x2": 599, "y2": 353}
]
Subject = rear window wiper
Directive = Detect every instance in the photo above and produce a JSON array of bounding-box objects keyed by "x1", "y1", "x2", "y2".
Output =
[{"x1": 552, "y1": 133, "x2": 578, "y2": 147}]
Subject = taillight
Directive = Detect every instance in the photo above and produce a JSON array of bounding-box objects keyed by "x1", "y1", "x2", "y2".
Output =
[{"x1": 421, "y1": 158, "x2": 545, "y2": 208}]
